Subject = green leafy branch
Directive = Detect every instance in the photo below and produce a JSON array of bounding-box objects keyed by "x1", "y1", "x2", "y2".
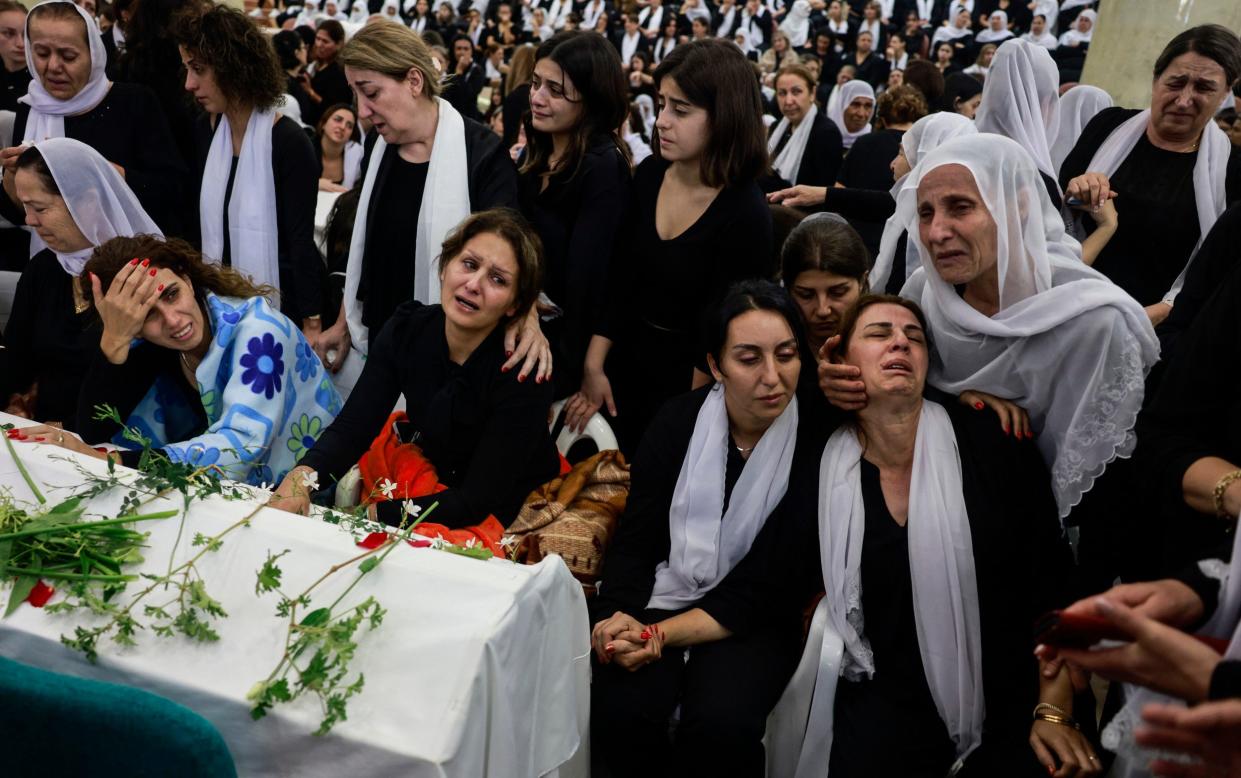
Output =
[{"x1": 248, "y1": 502, "x2": 437, "y2": 734}]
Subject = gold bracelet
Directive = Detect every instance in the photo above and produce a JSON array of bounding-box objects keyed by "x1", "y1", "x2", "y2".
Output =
[
  {"x1": 1034, "y1": 712, "x2": 1081, "y2": 731},
  {"x1": 1213, "y1": 469, "x2": 1241, "y2": 517},
  {"x1": 1034, "y1": 702, "x2": 1070, "y2": 719}
]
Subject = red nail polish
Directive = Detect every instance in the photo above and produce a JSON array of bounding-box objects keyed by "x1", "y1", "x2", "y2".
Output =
[
  {"x1": 640, "y1": 629, "x2": 651, "y2": 640},
  {"x1": 501, "y1": 366, "x2": 509, "y2": 373},
  {"x1": 157, "y1": 284, "x2": 164, "y2": 292},
  {"x1": 973, "y1": 402, "x2": 984, "y2": 410},
  {"x1": 149, "y1": 269, "x2": 157, "y2": 276},
  {"x1": 34, "y1": 437, "x2": 44, "y2": 441},
  {"x1": 505, "y1": 350, "x2": 512, "y2": 358},
  {"x1": 518, "y1": 375, "x2": 526, "y2": 383},
  {"x1": 141, "y1": 259, "x2": 150, "y2": 267},
  {"x1": 1002, "y1": 426, "x2": 1010, "y2": 436},
  {"x1": 129, "y1": 258, "x2": 139, "y2": 265},
  {"x1": 605, "y1": 643, "x2": 614, "y2": 653}
]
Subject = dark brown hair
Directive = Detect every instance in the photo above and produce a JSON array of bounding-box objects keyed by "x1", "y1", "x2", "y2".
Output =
[
  {"x1": 775, "y1": 63, "x2": 817, "y2": 91},
  {"x1": 781, "y1": 215, "x2": 870, "y2": 289},
  {"x1": 317, "y1": 18, "x2": 345, "y2": 45},
  {"x1": 436, "y1": 209, "x2": 544, "y2": 320},
  {"x1": 652, "y1": 38, "x2": 767, "y2": 188},
  {"x1": 829, "y1": 293, "x2": 930, "y2": 362},
  {"x1": 1153, "y1": 24, "x2": 1241, "y2": 87},
  {"x1": 173, "y1": 4, "x2": 285, "y2": 111},
  {"x1": 875, "y1": 84, "x2": 928, "y2": 128},
  {"x1": 14, "y1": 146, "x2": 58, "y2": 196},
  {"x1": 315, "y1": 103, "x2": 360, "y2": 145},
  {"x1": 84, "y1": 235, "x2": 274, "y2": 319},
  {"x1": 0, "y1": 1, "x2": 28, "y2": 15},
  {"x1": 902, "y1": 58, "x2": 945, "y2": 108},
  {"x1": 520, "y1": 31, "x2": 631, "y2": 180}
]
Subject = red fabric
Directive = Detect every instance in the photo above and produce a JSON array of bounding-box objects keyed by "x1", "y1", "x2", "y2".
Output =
[
  {"x1": 26, "y1": 580, "x2": 53, "y2": 607},
  {"x1": 355, "y1": 412, "x2": 508, "y2": 556}
]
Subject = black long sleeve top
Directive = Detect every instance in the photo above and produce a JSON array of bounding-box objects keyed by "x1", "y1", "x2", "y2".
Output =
[
  {"x1": 779, "y1": 401, "x2": 1078, "y2": 758},
  {"x1": 307, "y1": 60, "x2": 353, "y2": 125},
  {"x1": 298, "y1": 301, "x2": 561, "y2": 528},
  {"x1": 517, "y1": 138, "x2": 632, "y2": 390},
  {"x1": 0, "y1": 82, "x2": 187, "y2": 238},
  {"x1": 0, "y1": 250, "x2": 97, "y2": 430},
  {"x1": 1156, "y1": 202, "x2": 1241, "y2": 360},
  {"x1": 591, "y1": 385, "x2": 821, "y2": 635},
  {"x1": 775, "y1": 113, "x2": 844, "y2": 189},
  {"x1": 190, "y1": 114, "x2": 323, "y2": 322}
]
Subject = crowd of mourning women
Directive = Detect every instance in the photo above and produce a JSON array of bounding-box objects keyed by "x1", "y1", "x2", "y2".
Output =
[{"x1": 2, "y1": 0, "x2": 1241, "y2": 774}]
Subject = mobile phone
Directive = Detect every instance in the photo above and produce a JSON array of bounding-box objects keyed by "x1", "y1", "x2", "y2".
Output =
[
  {"x1": 1065, "y1": 196, "x2": 1086, "y2": 207},
  {"x1": 1034, "y1": 609, "x2": 1230, "y2": 652}
]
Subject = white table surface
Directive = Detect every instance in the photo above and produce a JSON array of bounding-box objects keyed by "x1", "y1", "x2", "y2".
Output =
[{"x1": 0, "y1": 412, "x2": 591, "y2": 777}]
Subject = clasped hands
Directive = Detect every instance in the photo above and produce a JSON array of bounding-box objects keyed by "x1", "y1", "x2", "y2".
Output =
[{"x1": 592, "y1": 610, "x2": 666, "y2": 671}]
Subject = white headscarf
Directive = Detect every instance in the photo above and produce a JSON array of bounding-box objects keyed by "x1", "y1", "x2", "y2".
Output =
[
  {"x1": 974, "y1": 39, "x2": 1061, "y2": 182},
  {"x1": 381, "y1": 0, "x2": 400, "y2": 17},
  {"x1": 931, "y1": 13, "x2": 973, "y2": 45},
  {"x1": 1059, "y1": 0, "x2": 1093, "y2": 11},
  {"x1": 974, "y1": 11, "x2": 1013, "y2": 44},
  {"x1": 869, "y1": 112, "x2": 977, "y2": 292},
  {"x1": 199, "y1": 109, "x2": 281, "y2": 295},
  {"x1": 827, "y1": 80, "x2": 874, "y2": 149},
  {"x1": 343, "y1": 97, "x2": 471, "y2": 356},
  {"x1": 1028, "y1": 0, "x2": 1058, "y2": 34},
  {"x1": 1080, "y1": 110, "x2": 1230, "y2": 303},
  {"x1": 1058, "y1": 8, "x2": 1094, "y2": 45},
  {"x1": 779, "y1": 0, "x2": 811, "y2": 48},
  {"x1": 769, "y1": 102, "x2": 819, "y2": 184},
  {"x1": 1021, "y1": 27, "x2": 1059, "y2": 50},
  {"x1": 778, "y1": 399, "x2": 984, "y2": 776},
  {"x1": 34, "y1": 137, "x2": 161, "y2": 276},
  {"x1": 889, "y1": 134, "x2": 1158, "y2": 518},
  {"x1": 647, "y1": 384, "x2": 799, "y2": 610},
  {"x1": 19, "y1": 1, "x2": 110, "y2": 143},
  {"x1": 1050, "y1": 84, "x2": 1112, "y2": 173}
]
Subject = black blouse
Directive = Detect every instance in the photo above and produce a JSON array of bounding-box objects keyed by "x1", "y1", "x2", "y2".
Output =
[
  {"x1": 0, "y1": 64, "x2": 30, "y2": 112},
  {"x1": 1060, "y1": 107, "x2": 1241, "y2": 306},
  {"x1": 517, "y1": 138, "x2": 632, "y2": 391},
  {"x1": 191, "y1": 114, "x2": 322, "y2": 322},
  {"x1": 0, "y1": 250, "x2": 97, "y2": 430},
  {"x1": 308, "y1": 60, "x2": 352, "y2": 125},
  {"x1": 1, "y1": 82, "x2": 187, "y2": 238},
  {"x1": 298, "y1": 301, "x2": 560, "y2": 528},
  {"x1": 361, "y1": 156, "x2": 429, "y2": 331}
]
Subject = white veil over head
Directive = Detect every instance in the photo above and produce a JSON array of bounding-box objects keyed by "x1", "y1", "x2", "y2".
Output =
[
  {"x1": 974, "y1": 38, "x2": 1061, "y2": 181},
  {"x1": 894, "y1": 134, "x2": 1159, "y2": 517},
  {"x1": 868, "y1": 111, "x2": 977, "y2": 292},
  {"x1": 826, "y1": 79, "x2": 874, "y2": 149},
  {"x1": 20, "y1": 0, "x2": 110, "y2": 143},
  {"x1": 34, "y1": 136, "x2": 162, "y2": 276},
  {"x1": 1050, "y1": 84, "x2": 1112, "y2": 172}
]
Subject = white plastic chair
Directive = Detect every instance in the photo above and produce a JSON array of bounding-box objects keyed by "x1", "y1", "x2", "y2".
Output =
[{"x1": 549, "y1": 398, "x2": 618, "y2": 457}]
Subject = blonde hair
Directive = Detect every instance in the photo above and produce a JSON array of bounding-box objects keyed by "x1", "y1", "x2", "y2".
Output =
[
  {"x1": 339, "y1": 19, "x2": 442, "y2": 98},
  {"x1": 505, "y1": 44, "x2": 536, "y2": 97}
]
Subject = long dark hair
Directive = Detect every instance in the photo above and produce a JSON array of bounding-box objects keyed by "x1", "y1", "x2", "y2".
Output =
[
  {"x1": 520, "y1": 31, "x2": 631, "y2": 180},
  {"x1": 705, "y1": 279, "x2": 806, "y2": 369}
]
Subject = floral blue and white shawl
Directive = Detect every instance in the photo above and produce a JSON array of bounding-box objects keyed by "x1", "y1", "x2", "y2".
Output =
[{"x1": 117, "y1": 293, "x2": 343, "y2": 486}]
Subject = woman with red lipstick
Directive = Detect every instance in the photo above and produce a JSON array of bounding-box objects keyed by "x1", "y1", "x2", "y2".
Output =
[
  {"x1": 770, "y1": 294, "x2": 1093, "y2": 777},
  {"x1": 590, "y1": 280, "x2": 814, "y2": 777},
  {"x1": 0, "y1": 137, "x2": 161, "y2": 431},
  {"x1": 514, "y1": 32, "x2": 632, "y2": 432},
  {"x1": 598, "y1": 38, "x2": 773, "y2": 454},
  {"x1": 0, "y1": 0, "x2": 184, "y2": 238},
  {"x1": 270, "y1": 209, "x2": 561, "y2": 529}
]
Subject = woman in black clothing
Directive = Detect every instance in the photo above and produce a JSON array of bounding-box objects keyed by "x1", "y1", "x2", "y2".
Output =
[
  {"x1": 500, "y1": 42, "x2": 534, "y2": 149},
  {"x1": 847, "y1": 29, "x2": 889, "y2": 90},
  {"x1": 591, "y1": 281, "x2": 811, "y2": 777},
  {"x1": 306, "y1": 20, "x2": 352, "y2": 125},
  {"x1": 513, "y1": 32, "x2": 632, "y2": 428},
  {"x1": 273, "y1": 29, "x2": 316, "y2": 124},
  {"x1": 767, "y1": 64, "x2": 843, "y2": 189},
  {"x1": 0, "y1": 0, "x2": 185, "y2": 238},
  {"x1": 942, "y1": 70, "x2": 982, "y2": 117},
  {"x1": 317, "y1": 21, "x2": 547, "y2": 394},
  {"x1": 270, "y1": 209, "x2": 560, "y2": 529},
  {"x1": 175, "y1": 6, "x2": 322, "y2": 343},
  {"x1": 770, "y1": 295, "x2": 1097, "y2": 778},
  {"x1": 590, "y1": 39, "x2": 774, "y2": 453},
  {"x1": 0, "y1": 138, "x2": 162, "y2": 430},
  {"x1": 1061, "y1": 25, "x2": 1241, "y2": 327},
  {"x1": 780, "y1": 213, "x2": 868, "y2": 358}
]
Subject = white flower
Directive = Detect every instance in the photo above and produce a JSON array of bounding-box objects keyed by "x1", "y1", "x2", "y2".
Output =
[
  {"x1": 300, "y1": 470, "x2": 319, "y2": 492},
  {"x1": 258, "y1": 482, "x2": 273, "y2": 491},
  {"x1": 378, "y1": 478, "x2": 397, "y2": 500},
  {"x1": 430, "y1": 537, "x2": 447, "y2": 550},
  {"x1": 464, "y1": 537, "x2": 477, "y2": 549},
  {"x1": 499, "y1": 535, "x2": 517, "y2": 549},
  {"x1": 402, "y1": 500, "x2": 422, "y2": 518}
]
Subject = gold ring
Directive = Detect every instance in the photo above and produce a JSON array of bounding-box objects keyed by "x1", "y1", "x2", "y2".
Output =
[{"x1": 57, "y1": 433, "x2": 64, "y2": 444}]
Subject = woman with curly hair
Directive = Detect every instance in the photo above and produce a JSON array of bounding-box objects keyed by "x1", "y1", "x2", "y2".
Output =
[
  {"x1": 29, "y1": 234, "x2": 343, "y2": 487},
  {"x1": 0, "y1": 0, "x2": 185, "y2": 237},
  {"x1": 174, "y1": 5, "x2": 323, "y2": 350}
]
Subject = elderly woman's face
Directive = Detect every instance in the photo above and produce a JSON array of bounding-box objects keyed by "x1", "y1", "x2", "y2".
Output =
[
  {"x1": 776, "y1": 73, "x2": 813, "y2": 125},
  {"x1": 843, "y1": 96, "x2": 873, "y2": 132},
  {"x1": 708, "y1": 309, "x2": 800, "y2": 427},
  {"x1": 347, "y1": 66, "x2": 426, "y2": 144},
  {"x1": 29, "y1": 15, "x2": 92, "y2": 101},
  {"x1": 916, "y1": 163, "x2": 999, "y2": 287},
  {"x1": 1150, "y1": 52, "x2": 1229, "y2": 142},
  {"x1": 15, "y1": 166, "x2": 90, "y2": 253},
  {"x1": 842, "y1": 303, "x2": 928, "y2": 399}
]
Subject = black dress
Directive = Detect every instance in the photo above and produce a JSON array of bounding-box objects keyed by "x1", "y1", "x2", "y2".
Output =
[
  {"x1": 0, "y1": 251, "x2": 97, "y2": 430},
  {"x1": 836, "y1": 128, "x2": 903, "y2": 255},
  {"x1": 308, "y1": 59, "x2": 353, "y2": 125},
  {"x1": 1156, "y1": 201, "x2": 1241, "y2": 359},
  {"x1": 782, "y1": 402, "x2": 1078, "y2": 776},
  {"x1": 190, "y1": 114, "x2": 322, "y2": 323},
  {"x1": 0, "y1": 83, "x2": 187, "y2": 238},
  {"x1": 500, "y1": 81, "x2": 530, "y2": 149},
  {"x1": 1060, "y1": 107, "x2": 1241, "y2": 306},
  {"x1": 351, "y1": 119, "x2": 517, "y2": 337},
  {"x1": 0, "y1": 64, "x2": 30, "y2": 112},
  {"x1": 603, "y1": 156, "x2": 774, "y2": 453},
  {"x1": 590, "y1": 386, "x2": 811, "y2": 777},
  {"x1": 297, "y1": 301, "x2": 560, "y2": 528},
  {"x1": 517, "y1": 138, "x2": 632, "y2": 393},
  {"x1": 767, "y1": 113, "x2": 845, "y2": 189}
]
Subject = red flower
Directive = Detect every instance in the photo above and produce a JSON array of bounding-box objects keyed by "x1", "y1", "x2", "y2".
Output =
[
  {"x1": 357, "y1": 532, "x2": 389, "y2": 550},
  {"x1": 26, "y1": 580, "x2": 54, "y2": 607},
  {"x1": 408, "y1": 539, "x2": 432, "y2": 548}
]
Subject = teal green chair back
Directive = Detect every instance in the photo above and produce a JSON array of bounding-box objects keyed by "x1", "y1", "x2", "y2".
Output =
[{"x1": 0, "y1": 656, "x2": 237, "y2": 777}]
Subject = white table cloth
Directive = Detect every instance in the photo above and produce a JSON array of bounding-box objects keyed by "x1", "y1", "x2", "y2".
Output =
[{"x1": 0, "y1": 413, "x2": 591, "y2": 777}]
